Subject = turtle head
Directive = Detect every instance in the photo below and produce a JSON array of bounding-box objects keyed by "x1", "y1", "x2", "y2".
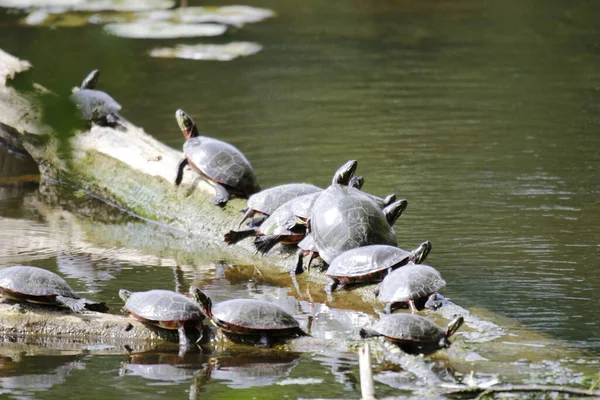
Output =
[
  {"x1": 412, "y1": 241, "x2": 432, "y2": 264},
  {"x1": 332, "y1": 160, "x2": 357, "y2": 185},
  {"x1": 189, "y1": 286, "x2": 213, "y2": 318},
  {"x1": 441, "y1": 315, "x2": 464, "y2": 347},
  {"x1": 81, "y1": 69, "x2": 100, "y2": 90},
  {"x1": 383, "y1": 199, "x2": 408, "y2": 226},
  {"x1": 118, "y1": 289, "x2": 132, "y2": 302},
  {"x1": 176, "y1": 109, "x2": 199, "y2": 139},
  {"x1": 382, "y1": 193, "x2": 397, "y2": 208},
  {"x1": 349, "y1": 175, "x2": 364, "y2": 190}
]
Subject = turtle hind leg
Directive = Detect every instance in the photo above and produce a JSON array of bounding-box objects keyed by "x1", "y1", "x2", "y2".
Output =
[
  {"x1": 224, "y1": 229, "x2": 256, "y2": 245},
  {"x1": 253, "y1": 235, "x2": 282, "y2": 255},
  {"x1": 105, "y1": 113, "x2": 127, "y2": 130},
  {"x1": 211, "y1": 183, "x2": 230, "y2": 207},
  {"x1": 55, "y1": 296, "x2": 87, "y2": 312},
  {"x1": 175, "y1": 158, "x2": 188, "y2": 186},
  {"x1": 257, "y1": 335, "x2": 273, "y2": 348}
]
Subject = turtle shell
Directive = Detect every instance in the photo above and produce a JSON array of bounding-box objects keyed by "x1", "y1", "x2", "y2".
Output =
[
  {"x1": 377, "y1": 264, "x2": 446, "y2": 304},
  {"x1": 310, "y1": 185, "x2": 397, "y2": 263},
  {"x1": 247, "y1": 184, "x2": 321, "y2": 217},
  {"x1": 0, "y1": 265, "x2": 80, "y2": 300},
  {"x1": 326, "y1": 245, "x2": 413, "y2": 284},
  {"x1": 287, "y1": 191, "x2": 321, "y2": 220},
  {"x1": 123, "y1": 289, "x2": 205, "y2": 329},
  {"x1": 70, "y1": 89, "x2": 121, "y2": 121},
  {"x1": 211, "y1": 298, "x2": 301, "y2": 336},
  {"x1": 184, "y1": 136, "x2": 260, "y2": 197},
  {"x1": 371, "y1": 313, "x2": 446, "y2": 344}
]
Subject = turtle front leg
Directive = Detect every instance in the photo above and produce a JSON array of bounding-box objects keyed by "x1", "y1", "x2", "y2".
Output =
[
  {"x1": 290, "y1": 250, "x2": 304, "y2": 296},
  {"x1": 177, "y1": 325, "x2": 192, "y2": 348},
  {"x1": 257, "y1": 334, "x2": 273, "y2": 348},
  {"x1": 175, "y1": 158, "x2": 189, "y2": 186},
  {"x1": 325, "y1": 277, "x2": 339, "y2": 303},
  {"x1": 408, "y1": 300, "x2": 418, "y2": 314},
  {"x1": 212, "y1": 182, "x2": 230, "y2": 207}
]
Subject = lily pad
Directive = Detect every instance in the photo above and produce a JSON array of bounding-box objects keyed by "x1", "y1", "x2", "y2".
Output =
[
  {"x1": 149, "y1": 42, "x2": 262, "y2": 61},
  {"x1": 0, "y1": 0, "x2": 174, "y2": 11},
  {"x1": 104, "y1": 21, "x2": 227, "y2": 39}
]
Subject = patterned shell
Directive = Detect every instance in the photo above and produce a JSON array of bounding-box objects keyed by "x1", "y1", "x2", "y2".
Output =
[
  {"x1": 70, "y1": 89, "x2": 121, "y2": 120},
  {"x1": 326, "y1": 245, "x2": 412, "y2": 278},
  {"x1": 184, "y1": 136, "x2": 259, "y2": 196},
  {"x1": 124, "y1": 290, "x2": 205, "y2": 322},
  {"x1": 377, "y1": 264, "x2": 446, "y2": 303},
  {"x1": 372, "y1": 313, "x2": 445, "y2": 343},
  {"x1": 287, "y1": 191, "x2": 321, "y2": 220},
  {"x1": 257, "y1": 202, "x2": 299, "y2": 236},
  {"x1": 213, "y1": 299, "x2": 300, "y2": 331},
  {"x1": 247, "y1": 184, "x2": 321, "y2": 215},
  {"x1": 0, "y1": 266, "x2": 79, "y2": 297},
  {"x1": 310, "y1": 185, "x2": 397, "y2": 263}
]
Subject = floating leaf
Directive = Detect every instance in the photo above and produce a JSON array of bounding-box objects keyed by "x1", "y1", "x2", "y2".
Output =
[
  {"x1": 23, "y1": 9, "x2": 90, "y2": 27},
  {"x1": 175, "y1": 6, "x2": 275, "y2": 28},
  {"x1": 0, "y1": 0, "x2": 174, "y2": 11},
  {"x1": 149, "y1": 42, "x2": 262, "y2": 61},
  {"x1": 104, "y1": 21, "x2": 227, "y2": 39}
]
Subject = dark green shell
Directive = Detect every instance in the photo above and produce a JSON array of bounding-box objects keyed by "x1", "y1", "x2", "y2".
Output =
[
  {"x1": 326, "y1": 245, "x2": 412, "y2": 280},
  {"x1": 184, "y1": 136, "x2": 260, "y2": 196},
  {"x1": 0, "y1": 265, "x2": 79, "y2": 298},
  {"x1": 70, "y1": 89, "x2": 121, "y2": 121},
  {"x1": 123, "y1": 289, "x2": 205, "y2": 323},
  {"x1": 247, "y1": 184, "x2": 321, "y2": 216},
  {"x1": 212, "y1": 299, "x2": 301, "y2": 334},
  {"x1": 371, "y1": 314, "x2": 446, "y2": 344},
  {"x1": 377, "y1": 264, "x2": 446, "y2": 304}
]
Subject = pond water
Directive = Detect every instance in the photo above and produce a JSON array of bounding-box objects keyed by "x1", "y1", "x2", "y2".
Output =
[{"x1": 0, "y1": 0, "x2": 599, "y2": 398}]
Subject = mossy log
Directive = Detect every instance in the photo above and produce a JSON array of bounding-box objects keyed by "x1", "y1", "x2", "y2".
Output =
[{"x1": 0, "y1": 49, "x2": 596, "y2": 384}]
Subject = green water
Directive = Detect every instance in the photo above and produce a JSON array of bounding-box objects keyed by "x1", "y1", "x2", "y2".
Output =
[{"x1": 0, "y1": 0, "x2": 599, "y2": 398}]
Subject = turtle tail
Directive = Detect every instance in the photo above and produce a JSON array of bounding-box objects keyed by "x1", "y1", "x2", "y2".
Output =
[
  {"x1": 55, "y1": 296, "x2": 108, "y2": 313},
  {"x1": 253, "y1": 235, "x2": 282, "y2": 254},
  {"x1": 223, "y1": 229, "x2": 255, "y2": 245},
  {"x1": 359, "y1": 328, "x2": 381, "y2": 339}
]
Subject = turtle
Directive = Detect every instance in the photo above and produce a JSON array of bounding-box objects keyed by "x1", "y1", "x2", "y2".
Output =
[
  {"x1": 119, "y1": 289, "x2": 206, "y2": 348},
  {"x1": 376, "y1": 263, "x2": 446, "y2": 313},
  {"x1": 360, "y1": 313, "x2": 464, "y2": 355},
  {"x1": 239, "y1": 183, "x2": 321, "y2": 228},
  {"x1": 324, "y1": 241, "x2": 432, "y2": 295},
  {"x1": 189, "y1": 286, "x2": 307, "y2": 347},
  {"x1": 174, "y1": 109, "x2": 260, "y2": 206},
  {"x1": 223, "y1": 160, "x2": 357, "y2": 246},
  {"x1": 0, "y1": 265, "x2": 108, "y2": 312},
  {"x1": 70, "y1": 69, "x2": 125, "y2": 128}
]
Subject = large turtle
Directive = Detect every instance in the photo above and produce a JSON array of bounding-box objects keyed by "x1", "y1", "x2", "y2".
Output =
[
  {"x1": 70, "y1": 69, "x2": 124, "y2": 128},
  {"x1": 239, "y1": 183, "x2": 321, "y2": 228},
  {"x1": 325, "y1": 241, "x2": 432, "y2": 294},
  {"x1": 174, "y1": 109, "x2": 260, "y2": 206},
  {"x1": 376, "y1": 263, "x2": 446, "y2": 313},
  {"x1": 190, "y1": 286, "x2": 306, "y2": 347},
  {"x1": 360, "y1": 314, "x2": 464, "y2": 355},
  {"x1": 119, "y1": 289, "x2": 206, "y2": 348},
  {"x1": 0, "y1": 265, "x2": 108, "y2": 312}
]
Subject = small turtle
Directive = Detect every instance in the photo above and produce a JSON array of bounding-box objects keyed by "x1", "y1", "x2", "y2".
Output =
[
  {"x1": 239, "y1": 183, "x2": 321, "y2": 228},
  {"x1": 190, "y1": 286, "x2": 306, "y2": 347},
  {"x1": 360, "y1": 314, "x2": 464, "y2": 355},
  {"x1": 70, "y1": 69, "x2": 124, "y2": 128},
  {"x1": 119, "y1": 289, "x2": 205, "y2": 348},
  {"x1": 174, "y1": 109, "x2": 260, "y2": 206},
  {"x1": 325, "y1": 241, "x2": 432, "y2": 294},
  {"x1": 376, "y1": 263, "x2": 446, "y2": 313},
  {"x1": 0, "y1": 265, "x2": 108, "y2": 312}
]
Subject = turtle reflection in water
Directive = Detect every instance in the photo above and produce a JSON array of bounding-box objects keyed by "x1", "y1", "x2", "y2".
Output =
[
  {"x1": 190, "y1": 286, "x2": 307, "y2": 347},
  {"x1": 360, "y1": 313, "x2": 464, "y2": 355},
  {"x1": 174, "y1": 109, "x2": 260, "y2": 206},
  {"x1": 0, "y1": 265, "x2": 108, "y2": 312}
]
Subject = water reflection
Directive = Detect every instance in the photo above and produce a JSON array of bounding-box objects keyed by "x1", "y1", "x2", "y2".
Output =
[{"x1": 120, "y1": 349, "x2": 208, "y2": 384}]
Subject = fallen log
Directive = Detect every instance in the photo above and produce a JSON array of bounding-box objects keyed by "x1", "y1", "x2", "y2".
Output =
[{"x1": 0, "y1": 48, "x2": 597, "y2": 388}]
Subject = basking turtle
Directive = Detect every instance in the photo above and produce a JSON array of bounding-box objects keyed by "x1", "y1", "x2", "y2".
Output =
[
  {"x1": 360, "y1": 314, "x2": 464, "y2": 355},
  {"x1": 325, "y1": 241, "x2": 432, "y2": 294},
  {"x1": 174, "y1": 109, "x2": 260, "y2": 206},
  {"x1": 376, "y1": 263, "x2": 446, "y2": 313},
  {"x1": 0, "y1": 265, "x2": 108, "y2": 312},
  {"x1": 119, "y1": 289, "x2": 205, "y2": 348},
  {"x1": 224, "y1": 160, "x2": 357, "y2": 247},
  {"x1": 190, "y1": 286, "x2": 306, "y2": 347},
  {"x1": 239, "y1": 183, "x2": 321, "y2": 228},
  {"x1": 70, "y1": 69, "x2": 124, "y2": 128}
]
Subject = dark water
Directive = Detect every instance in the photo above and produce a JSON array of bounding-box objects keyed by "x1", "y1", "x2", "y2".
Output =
[{"x1": 1, "y1": 0, "x2": 599, "y2": 398}]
